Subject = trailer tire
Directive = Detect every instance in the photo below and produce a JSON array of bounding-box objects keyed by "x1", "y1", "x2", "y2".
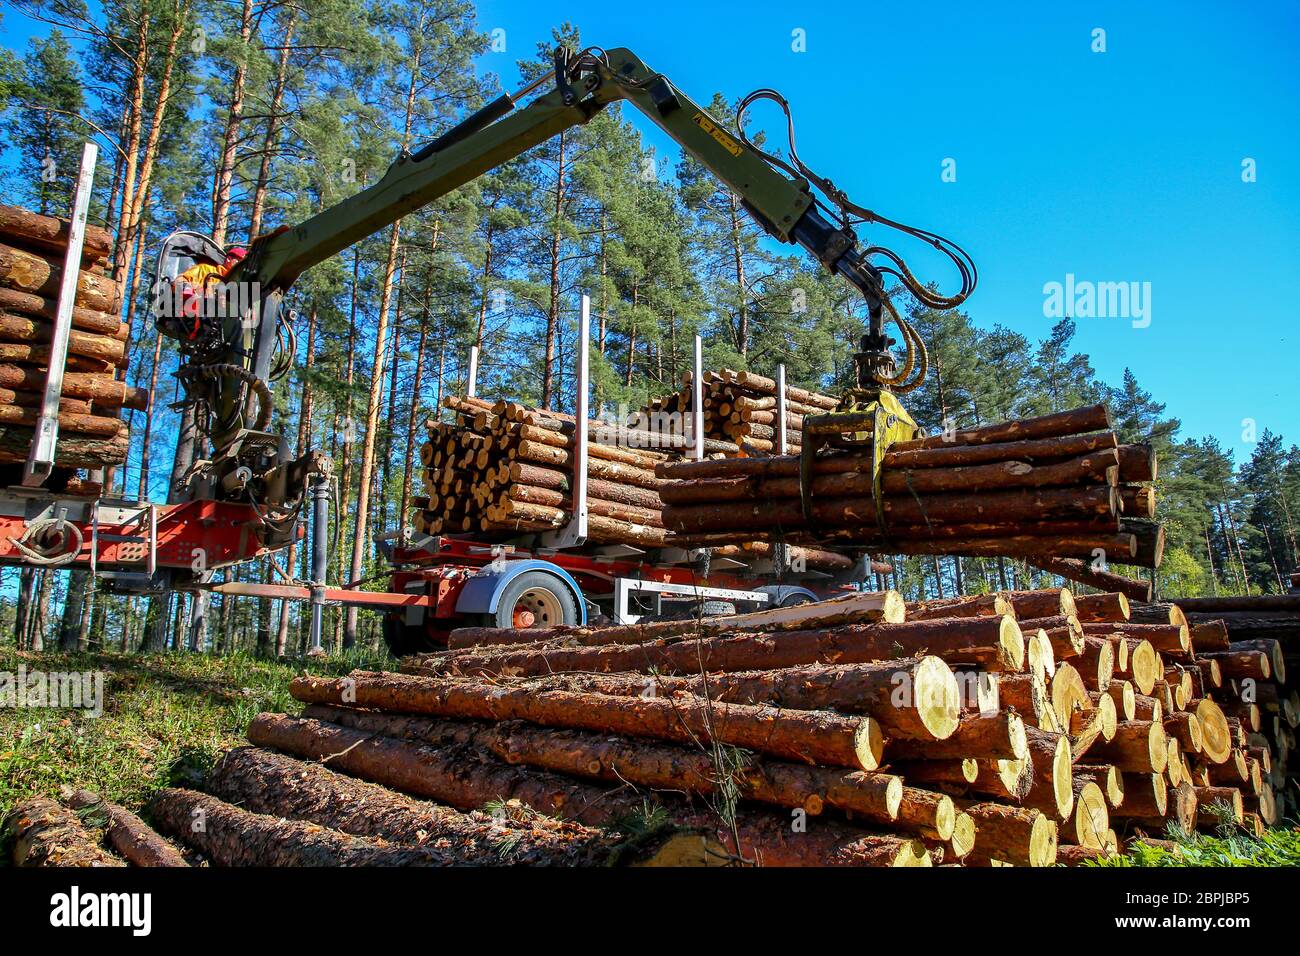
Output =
[
  {"x1": 480, "y1": 571, "x2": 580, "y2": 630},
  {"x1": 699, "y1": 600, "x2": 736, "y2": 617}
]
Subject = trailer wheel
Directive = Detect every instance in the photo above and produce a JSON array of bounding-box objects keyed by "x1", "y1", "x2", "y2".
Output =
[
  {"x1": 483, "y1": 571, "x2": 580, "y2": 630},
  {"x1": 779, "y1": 593, "x2": 814, "y2": 608}
]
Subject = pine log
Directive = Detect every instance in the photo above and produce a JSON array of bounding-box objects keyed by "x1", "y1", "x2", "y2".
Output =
[
  {"x1": 0, "y1": 405, "x2": 126, "y2": 438},
  {"x1": 0, "y1": 313, "x2": 126, "y2": 364},
  {"x1": 151, "y1": 788, "x2": 527, "y2": 866},
  {"x1": 1194, "y1": 699, "x2": 1233, "y2": 764},
  {"x1": 0, "y1": 286, "x2": 123, "y2": 335},
  {"x1": 289, "y1": 672, "x2": 884, "y2": 770},
  {"x1": 890, "y1": 404, "x2": 1112, "y2": 451},
  {"x1": 0, "y1": 364, "x2": 145, "y2": 408},
  {"x1": 907, "y1": 592, "x2": 1013, "y2": 621},
  {"x1": 62, "y1": 788, "x2": 188, "y2": 867},
  {"x1": 0, "y1": 242, "x2": 117, "y2": 312},
  {"x1": 205, "y1": 746, "x2": 621, "y2": 865},
  {"x1": 883, "y1": 431, "x2": 1118, "y2": 470},
  {"x1": 1194, "y1": 786, "x2": 1244, "y2": 828},
  {"x1": 1075, "y1": 765, "x2": 1125, "y2": 808},
  {"x1": 1190, "y1": 620, "x2": 1232, "y2": 653},
  {"x1": 0, "y1": 424, "x2": 128, "y2": 467},
  {"x1": 1087, "y1": 721, "x2": 1168, "y2": 774},
  {"x1": 1066, "y1": 781, "x2": 1110, "y2": 849},
  {"x1": 252, "y1": 712, "x2": 926, "y2": 866},
  {"x1": 1198, "y1": 649, "x2": 1271, "y2": 682},
  {"x1": 418, "y1": 614, "x2": 1026, "y2": 679},
  {"x1": 0, "y1": 203, "x2": 112, "y2": 260},
  {"x1": 5, "y1": 795, "x2": 124, "y2": 867},
  {"x1": 879, "y1": 450, "x2": 1118, "y2": 496},
  {"x1": 639, "y1": 656, "x2": 961, "y2": 740},
  {"x1": 886, "y1": 711, "x2": 1027, "y2": 762},
  {"x1": 1021, "y1": 727, "x2": 1074, "y2": 820},
  {"x1": 1116, "y1": 443, "x2": 1157, "y2": 482},
  {"x1": 445, "y1": 589, "x2": 905, "y2": 650},
  {"x1": 305, "y1": 703, "x2": 901, "y2": 821},
  {"x1": 959, "y1": 802, "x2": 1058, "y2": 867},
  {"x1": 1073, "y1": 591, "x2": 1131, "y2": 623},
  {"x1": 1031, "y1": 557, "x2": 1152, "y2": 602},
  {"x1": 1113, "y1": 774, "x2": 1168, "y2": 819}
]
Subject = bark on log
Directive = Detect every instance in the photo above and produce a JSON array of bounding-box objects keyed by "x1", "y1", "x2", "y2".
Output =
[
  {"x1": 0, "y1": 204, "x2": 112, "y2": 260},
  {"x1": 1021, "y1": 728, "x2": 1074, "y2": 820},
  {"x1": 891, "y1": 404, "x2": 1112, "y2": 451},
  {"x1": 627, "y1": 656, "x2": 960, "y2": 740},
  {"x1": 5, "y1": 795, "x2": 124, "y2": 867},
  {"x1": 0, "y1": 425, "x2": 128, "y2": 466},
  {"x1": 0, "y1": 364, "x2": 146, "y2": 408},
  {"x1": 62, "y1": 788, "x2": 188, "y2": 867},
  {"x1": 886, "y1": 711, "x2": 1027, "y2": 762},
  {"x1": 289, "y1": 672, "x2": 884, "y2": 770},
  {"x1": 1087, "y1": 721, "x2": 1168, "y2": 773},
  {"x1": 0, "y1": 287, "x2": 123, "y2": 335},
  {"x1": 0, "y1": 242, "x2": 117, "y2": 312},
  {"x1": 445, "y1": 589, "x2": 905, "y2": 650},
  {"x1": 0, "y1": 313, "x2": 126, "y2": 364},
  {"x1": 416, "y1": 614, "x2": 1026, "y2": 679},
  {"x1": 151, "y1": 788, "x2": 510, "y2": 866},
  {"x1": 958, "y1": 802, "x2": 1058, "y2": 867},
  {"x1": 1073, "y1": 592, "x2": 1131, "y2": 623},
  {"x1": 1030, "y1": 557, "x2": 1152, "y2": 602},
  {"x1": 205, "y1": 746, "x2": 625, "y2": 865},
  {"x1": 303, "y1": 704, "x2": 901, "y2": 822}
]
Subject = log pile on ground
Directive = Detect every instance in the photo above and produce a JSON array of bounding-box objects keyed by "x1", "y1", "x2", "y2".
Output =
[
  {"x1": 148, "y1": 585, "x2": 1249, "y2": 866},
  {"x1": 657, "y1": 403, "x2": 1165, "y2": 569},
  {"x1": 3, "y1": 787, "x2": 186, "y2": 867},
  {"x1": 639, "y1": 368, "x2": 839, "y2": 454},
  {"x1": 1171, "y1": 595, "x2": 1300, "y2": 811},
  {"x1": 0, "y1": 204, "x2": 139, "y2": 470},
  {"x1": 23, "y1": 588, "x2": 1284, "y2": 867}
]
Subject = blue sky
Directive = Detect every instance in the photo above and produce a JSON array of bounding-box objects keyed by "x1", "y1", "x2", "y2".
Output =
[
  {"x1": 469, "y1": 0, "x2": 1300, "y2": 459},
  {"x1": 5, "y1": 0, "x2": 1298, "y2": 461}
]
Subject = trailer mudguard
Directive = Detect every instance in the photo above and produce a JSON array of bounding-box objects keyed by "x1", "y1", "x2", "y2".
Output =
[
  {"x1": 453, "y1": 559, "x2": 587, "y2": 625},
  {"x1": 754, "y1": 584, "x2": 819, "y2": 607}
]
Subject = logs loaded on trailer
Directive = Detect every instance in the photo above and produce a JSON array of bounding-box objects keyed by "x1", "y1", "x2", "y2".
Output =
[
  {"x1": 414, "y1": 392, "x2": 865, "y2": 568},
  {"x1": 638, "y1": 367, "x2": 840, "y2": 454},
  {"x1": 657, "y1": 403, "x2": 1166, "y2": 569},
  {"x1": 0, "y1": 203, "x2": 132, "y2": 471}
]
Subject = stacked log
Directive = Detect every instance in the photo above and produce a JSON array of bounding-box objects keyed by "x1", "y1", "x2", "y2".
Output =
[
  {"x1": 4, "y1": 789, "x2": 184, "y2": 867},
  {"x1": 1170, "y1": 595, "x2": 1299, "y2": 823},
  {"x1": 642, "y1": 368, "x2": 839, "y2": 454},
  {"x1": 414, "y1": 394, "x2": 682, "y2": 545},
  {"x1": 0, "y1": 204, "x2": 138, "y2": 470},
  {"x1": 657, "y1": 403, "x2": 1165, "y2": 568}
]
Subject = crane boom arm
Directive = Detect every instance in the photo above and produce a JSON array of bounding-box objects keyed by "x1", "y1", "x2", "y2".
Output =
[{"x1": 237, "y1": 47, "x2": 871, "y2": 304}]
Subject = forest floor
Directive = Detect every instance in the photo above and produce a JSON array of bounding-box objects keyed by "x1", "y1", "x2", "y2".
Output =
[
  {"x1": 0, "y1": 644, "x2": 385, "y2": 859},
  {"x1": 0, "y1": 645, "x2": 1295, "y2": 867}
]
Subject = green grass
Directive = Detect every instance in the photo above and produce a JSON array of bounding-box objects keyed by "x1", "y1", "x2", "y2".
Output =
[
  {"x1": 1089, "y1": 821, "x2": 1300, "y2": 867},
  {"x1": 0, "y1": 646, "x2": 388, "y2": 848}
]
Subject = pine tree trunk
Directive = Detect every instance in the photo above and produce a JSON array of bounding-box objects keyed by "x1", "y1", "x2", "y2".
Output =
[
  {"x1": 343, "y1": 29, "x2": 424, "y2": 647},
  {"x1": 541, "y1": 130, "x2": 566, "y2": 409},
  {"x1": 211, "y1": 0, "x2": 254, "y2": 246}
]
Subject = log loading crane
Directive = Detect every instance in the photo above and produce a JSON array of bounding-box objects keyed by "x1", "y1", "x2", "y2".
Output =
[{"x1": 4, "y1": 45, "x2": 975, "y2": 652}]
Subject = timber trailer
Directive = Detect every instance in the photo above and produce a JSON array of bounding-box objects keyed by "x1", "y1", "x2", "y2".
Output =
[{"x1": 1, "y1": 45, "x2": 974, "y2": 652}]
